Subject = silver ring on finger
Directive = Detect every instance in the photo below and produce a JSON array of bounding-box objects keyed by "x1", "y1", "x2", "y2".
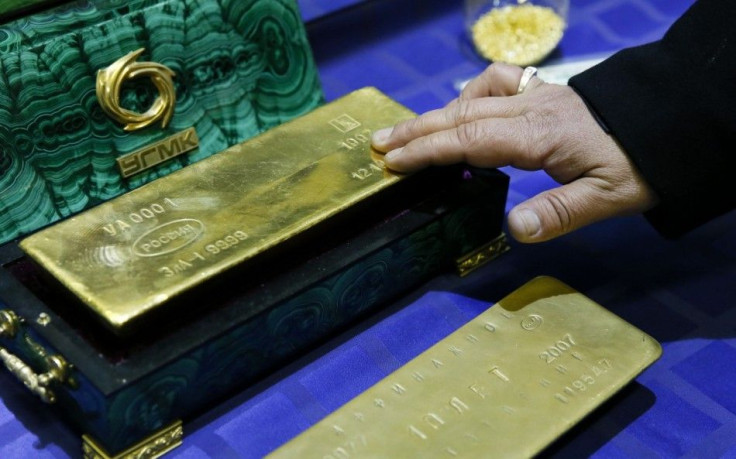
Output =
[{"x1": 516, "y1": 66, "x2": 538, "y2": 95}]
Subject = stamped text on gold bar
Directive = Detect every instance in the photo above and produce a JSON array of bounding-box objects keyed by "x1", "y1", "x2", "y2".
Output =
[{"x1": 269, "y1": 277, "x2": 662, "y2": 458}]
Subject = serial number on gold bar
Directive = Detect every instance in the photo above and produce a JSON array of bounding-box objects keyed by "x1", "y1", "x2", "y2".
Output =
[{"x1": 19, "y1": 87, "x2": 414, "y2": 335}]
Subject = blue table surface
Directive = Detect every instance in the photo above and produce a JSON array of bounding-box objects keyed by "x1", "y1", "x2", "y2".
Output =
[{"x1": 5, "y1": 0, "x2": 736, "y2": 457}]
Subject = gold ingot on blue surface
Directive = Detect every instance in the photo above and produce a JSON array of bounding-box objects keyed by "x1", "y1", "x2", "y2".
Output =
[
  {"x1": 270, "y1": 277, "x2": 662, "y2": 458},
  {"x1": 20, "y1": 87, "x2": 414, "y2": 335}
]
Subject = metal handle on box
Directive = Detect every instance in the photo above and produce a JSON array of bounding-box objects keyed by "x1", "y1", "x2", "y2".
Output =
[{"x1": 0, "y1": 309, "x2": 75, "y2": 404}]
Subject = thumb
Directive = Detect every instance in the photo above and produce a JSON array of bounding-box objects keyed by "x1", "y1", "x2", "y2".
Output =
[{"x1": 507, "y1": 180, "x2": 613, "y2": 243}]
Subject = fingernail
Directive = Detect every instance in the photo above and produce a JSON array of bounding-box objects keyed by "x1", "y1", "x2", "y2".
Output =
[
  {"x1": 372, "y1": 127, "x2": 393, "y2": 147},
  {"x1": 385, "y1": 148, "x2": 403, "y2": 161},
  {"x1": 509, "y1": 208, "x2": 541, "y2": 238}
]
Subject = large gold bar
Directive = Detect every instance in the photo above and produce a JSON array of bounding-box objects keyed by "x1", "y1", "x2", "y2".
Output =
[
  {"x1": 269, "y1": 277, "x2": 662, "y2": 458},
  {"x1": 20, "y1": 87, "x2": 414, "y2": 335}
]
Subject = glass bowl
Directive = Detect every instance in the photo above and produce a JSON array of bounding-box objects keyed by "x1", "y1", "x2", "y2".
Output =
[{"x1": 465, "y1": 0, "x2": 570, "y2": 66}]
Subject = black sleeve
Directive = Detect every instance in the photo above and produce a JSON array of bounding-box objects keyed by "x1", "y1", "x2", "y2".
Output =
[{"x1": 568, "y1": 0, "x2": 736, "y2": 238}]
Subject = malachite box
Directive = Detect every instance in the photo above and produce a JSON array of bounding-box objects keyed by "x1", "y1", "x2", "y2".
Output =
[
  {"x1": 0, "y1": 2, "x2": 511, "y2": 458},
  {"x1": 0, "y1": 0, "x2": 324, "y2": 245}
]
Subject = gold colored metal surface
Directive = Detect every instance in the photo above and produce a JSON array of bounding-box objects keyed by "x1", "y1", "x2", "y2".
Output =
[
  {"x1": 269, "y1": 277, "x2": 662, "y2": 458},
  {"x1": 96, "y1": 48, "x2": 176, "y2": 131},
  {"x1": 0, "y1": 348, "x2": 56, "y2": 403},
  {"x1": 0, "y1": 346, "x2": 74, "y2": 403},
  {"x1": 0, "y1": 309, "x2": 76, "y2": 402},
  {"x1": 0, "y1": 310, "x2": 21, "y2": 338},
  {"x1": 456, "y1": 233, "x2": 510, "y2": 276},
  {"x1": 116, "y1": 127, "x2": 200, "y2": 178},
  {"x1": 82, "y1": 420, "x2": 183, "y2": 459},
  {"x1": 20, "y1": 87, "x2": 414, "y2": 335}
]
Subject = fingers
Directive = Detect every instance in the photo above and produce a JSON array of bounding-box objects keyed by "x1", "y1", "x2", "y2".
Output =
[
  {"x1": 370, "y1": 71, "x2": 658, "y2": 244},
  {"x1": 461, "y1": 62, "x2": 524, "y2": 99},
  {"x1": 372, "y1": 97, "x2": 524, "y2": 154},
  {"x1": 372, "y1": 62, "x2": 545, "y2": 156},
  {"x1": 460, "y1": 62, "x2": 543, "y2": 100},
  {"x1": 381, "y1": 117, "x2": 543, "y2": 172},
  {"x1": 507, "y1": 178, "x2": 637, "y2": 243}
]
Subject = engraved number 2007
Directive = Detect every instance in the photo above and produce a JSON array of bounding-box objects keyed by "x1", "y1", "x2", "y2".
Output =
[{"x1": 539, "y1": 334, "x2": 576, "y2": 364}]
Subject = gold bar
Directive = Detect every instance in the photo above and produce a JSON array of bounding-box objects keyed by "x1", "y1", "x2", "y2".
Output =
[
  {"x1": 20, "y1": 87, "x2": 414, "y2": 335},
  {"x1": 269, "y1": 277, "x2": 662, "y2": 458}
]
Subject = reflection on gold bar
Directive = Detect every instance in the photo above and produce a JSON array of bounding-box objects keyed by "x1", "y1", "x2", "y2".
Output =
[
  {"x1": 269, "y1": 277, "x2": 662, "y2": 458},
  {"x1": 20, "y1": 87, "x2": 414, "y2": 335}
]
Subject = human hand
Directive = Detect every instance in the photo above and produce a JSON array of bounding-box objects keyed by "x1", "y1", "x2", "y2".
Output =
[{"x1": 371, "y1": 63, "x2": 659, "y2": 243}]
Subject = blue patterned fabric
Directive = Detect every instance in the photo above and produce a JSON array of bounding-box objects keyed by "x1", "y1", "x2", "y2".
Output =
[{"x1": 4, "y1": 0, "x2": 736, "y2": 457}]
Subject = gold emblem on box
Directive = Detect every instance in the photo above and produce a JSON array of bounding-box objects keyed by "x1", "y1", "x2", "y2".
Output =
[
  {"x1": 96, "y1": 48, "x2": 176, "y2": 131},
  {"x1": 97, "y1": 48, "x2": 199, "y2": 178},
  {"x1": 115, "y1": 127, "x2": 200, "y2": 178}
]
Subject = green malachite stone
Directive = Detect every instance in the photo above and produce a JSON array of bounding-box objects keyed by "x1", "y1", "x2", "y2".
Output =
[
  {"x1": 0, "y1": 0, "x2": 51, "y2": 19},
  {"x1": 0, "y1": 0, "x2": 323, "y2": 245}
]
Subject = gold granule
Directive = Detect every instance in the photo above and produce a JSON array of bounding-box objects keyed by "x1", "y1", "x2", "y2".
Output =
[{"x1": 471, "y1": 4, "x2": 565, "y2": 66}]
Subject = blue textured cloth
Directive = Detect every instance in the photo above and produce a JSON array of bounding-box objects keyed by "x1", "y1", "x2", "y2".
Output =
[{"x1": 4, "y1": 0, "x2": 736, "y2": 457}]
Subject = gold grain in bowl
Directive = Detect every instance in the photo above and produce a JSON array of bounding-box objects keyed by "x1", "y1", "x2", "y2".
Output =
[{"x1": 465, "y1": 0, "x2": 569, "y2": 66}]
